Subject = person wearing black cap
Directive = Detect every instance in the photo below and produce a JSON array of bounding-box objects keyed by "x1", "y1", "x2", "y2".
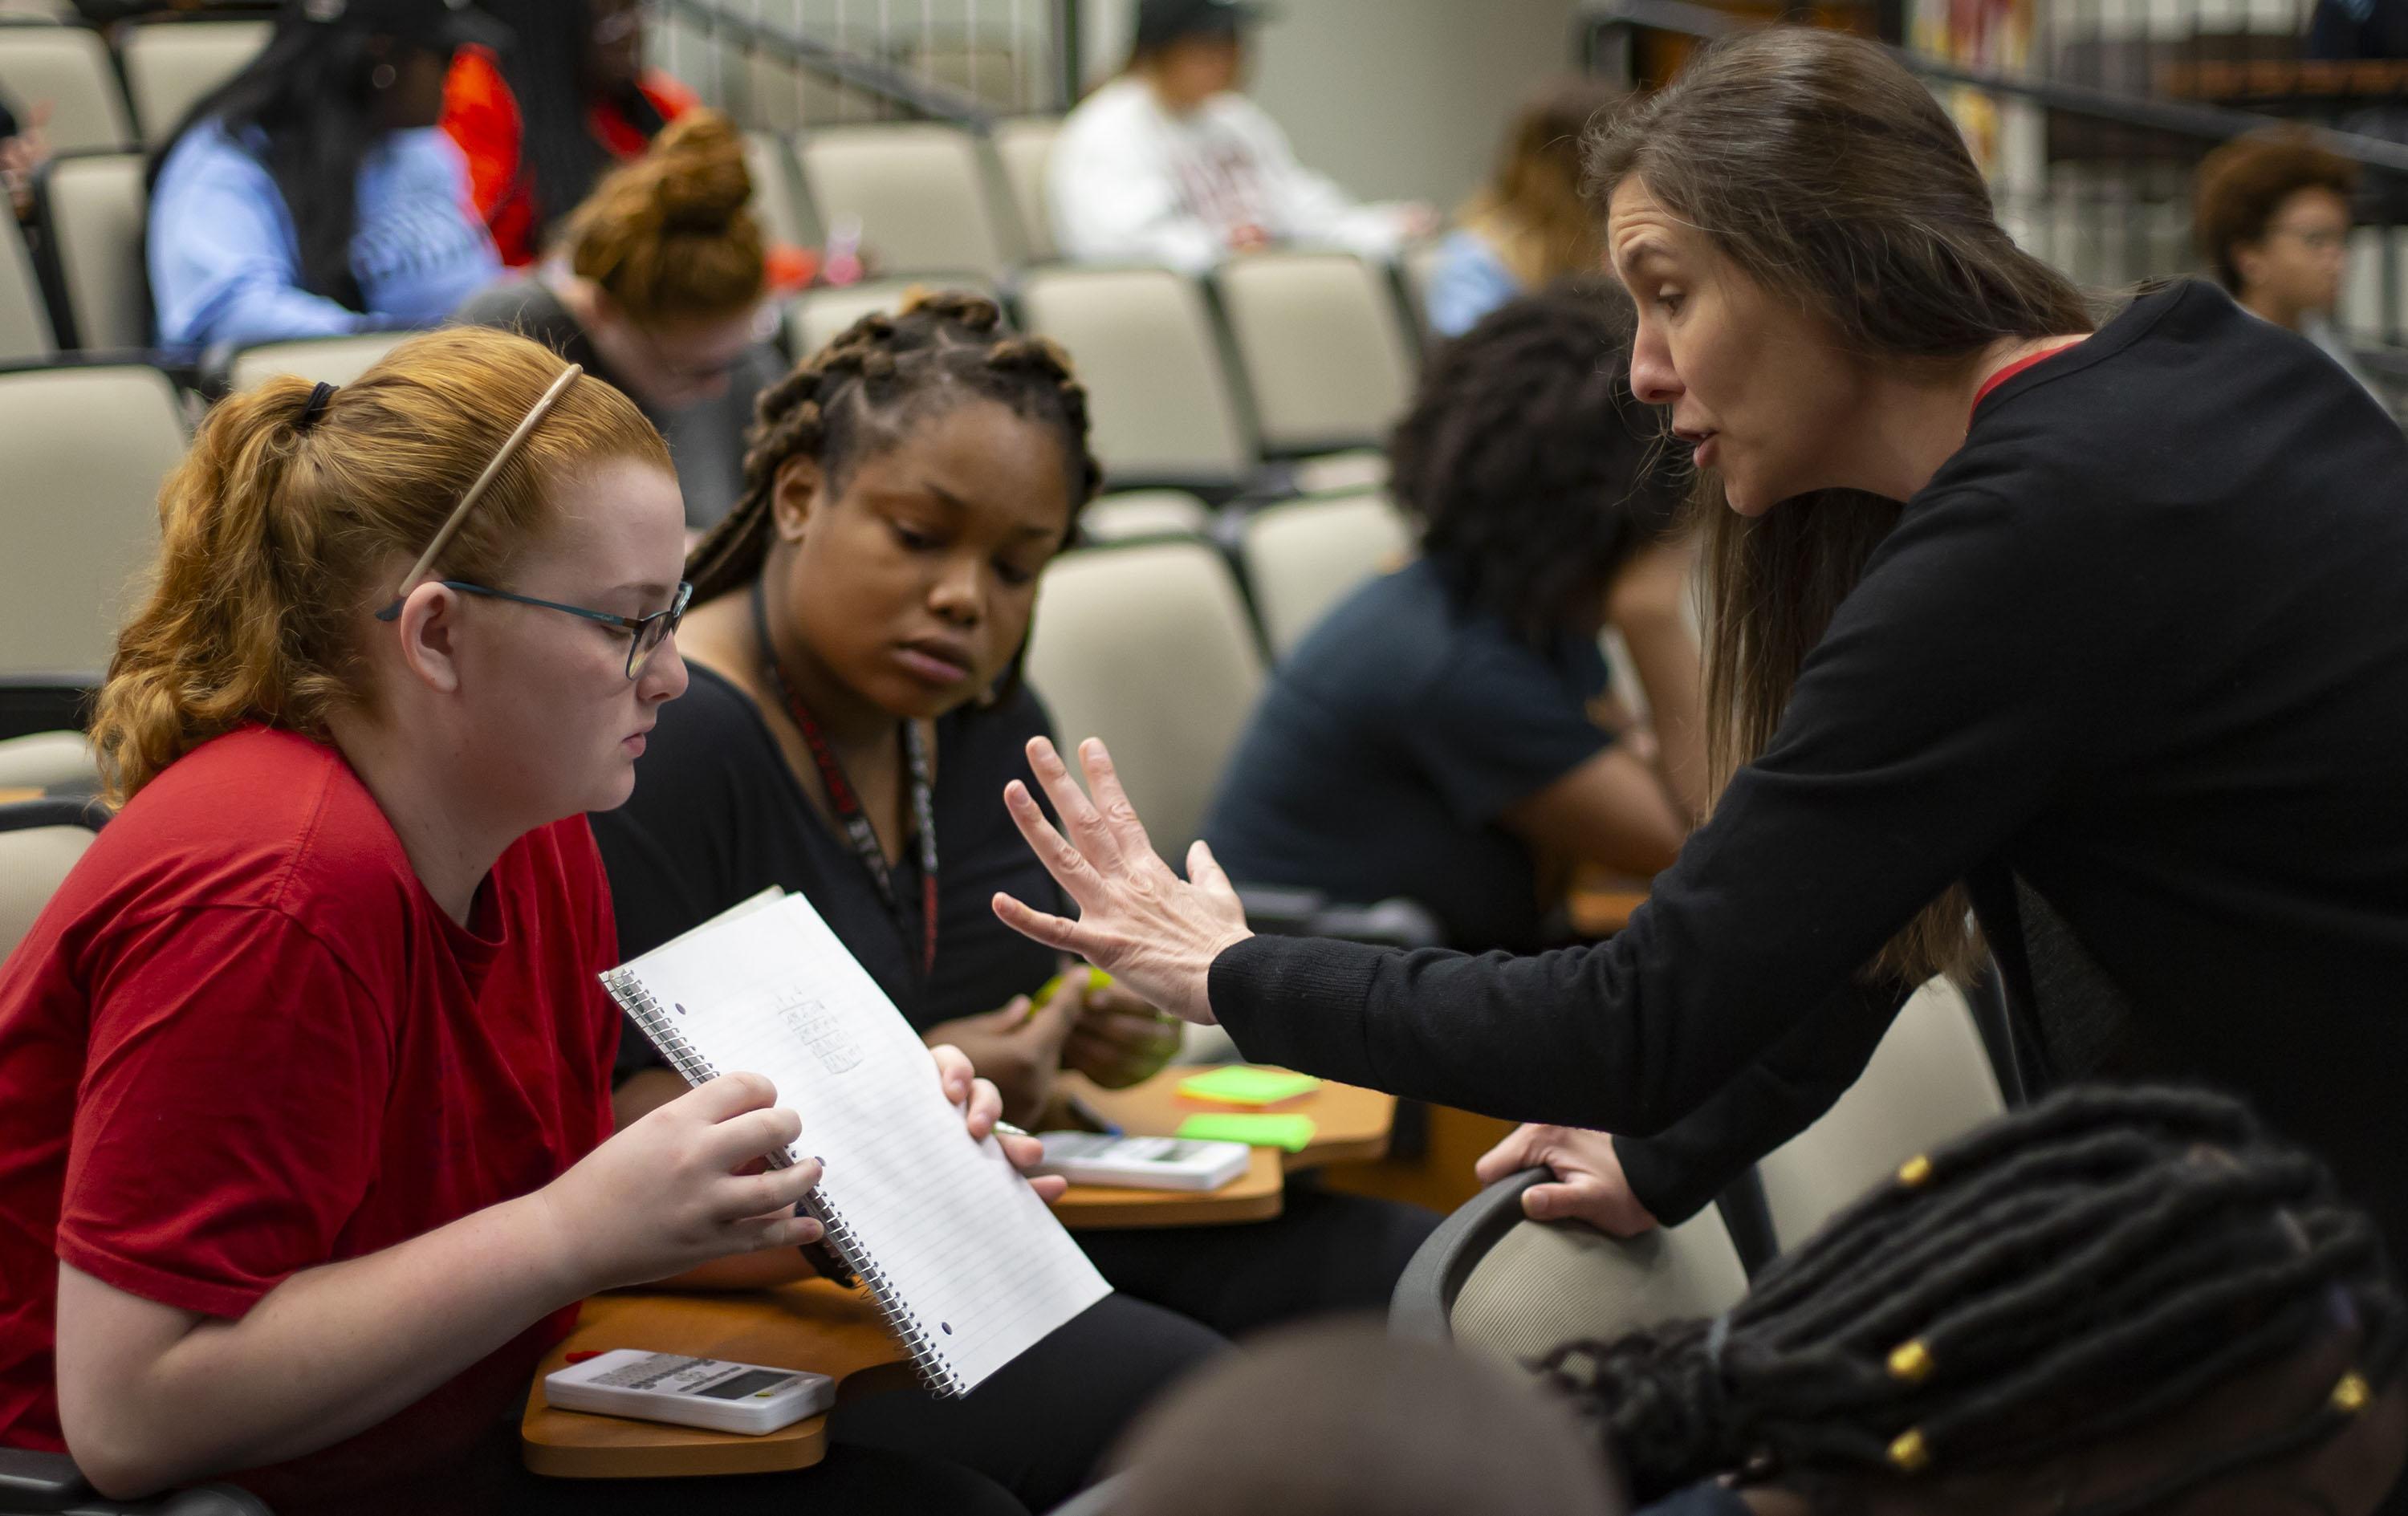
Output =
[
  {"x1": 1049, "y1": 0, "x2": 1434, "y2": 273},
  {"x1": 147, "y1": 0, "x2": 507, "y2": 354}
]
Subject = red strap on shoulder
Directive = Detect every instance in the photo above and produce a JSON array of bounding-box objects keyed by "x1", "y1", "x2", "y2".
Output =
[{"x1": 1973, "y1": 339, "x2": 2085, "y2": 417}]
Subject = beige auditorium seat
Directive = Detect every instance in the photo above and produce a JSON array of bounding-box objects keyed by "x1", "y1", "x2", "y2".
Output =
[
  {"x1": 1016, "y1": 265, "x2": 1255, "y2": 490},
  {"x1": 742, "y1": 129, "x2": 816, "y2": 250},
  {"x1": 1238, "y1": 490, "x2": 1413, "y2": 657},
  {"x1": 1022, "y1": 539, "x2": 1263, "y2": 856},
  {"x1": 1216, "y1": 250, "x2": 1417, "y2": 456},
  {"x1": 118, "y1": 18, "x2": 270, "y2": 142},
  {"x1": 989, "y1": 116, "x2": 1060, "y2": 263},
  {"x1": 0, "y1": 364, "x2": 188, "y2": 681},
  {"x1": 782, "y1": 274, "x2": 997, "y2": 360},
  {"x1": 1755, "y1": 977, "x2": 2007, "y2": 1252},
  {"x1": 1078, "y1": 489, "x2": 1212, "y2": 546},
  {"x1": 35, "y1": 151, "x2": 148, "y2": 351},
  {"x1": 1393, "y1": 1168, "x2": 1750, "y2": 1372},
  {"x1": 1401, "y1": 237, "x2": 1447, "y2": 339},
  {"x1": 798, "y1": 123, "x2": 1019, "y2": 279},
  {"x1": 0, "y1": 214, "x2": 53, "y2": 363},
  {"x1": 0, "y1": 729, "x2": 95, "y2": 791},
  {"x1": 0, "y1": 801, "x2": 99, "y2": 959},
  {"x1": 0, "y1": 25, "x2": 133, "y2": 154},
  {"x1": 222, "y1": 331, "x2": 409, "y2": 392}
]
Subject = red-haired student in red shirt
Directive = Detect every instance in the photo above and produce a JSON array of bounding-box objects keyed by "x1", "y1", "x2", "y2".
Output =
[{"x1": 0, "y1": 326, "x2": 1043, "y2": 1515}]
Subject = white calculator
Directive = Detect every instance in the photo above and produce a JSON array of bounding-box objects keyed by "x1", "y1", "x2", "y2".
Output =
[
  {"x1": 1033, "y1": 1131, "x2": 1251, "y2": 1191},
  {"x1": 545, "y1": 1349, "x2": 836, "y2": 1435}
]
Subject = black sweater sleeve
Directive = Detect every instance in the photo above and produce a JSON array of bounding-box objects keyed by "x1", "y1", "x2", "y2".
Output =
[
  {"x1": 1211, "y1": 481, "x2": 2115, "y2": 1138},
  {"x1": 1612, "y1": 977, "x2": 1906, "y2": 1223}
]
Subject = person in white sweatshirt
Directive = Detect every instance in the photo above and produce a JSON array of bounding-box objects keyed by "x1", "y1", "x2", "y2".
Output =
[{"x1": 1050, "y1": 0, "x2": 1434, "y2": 273}]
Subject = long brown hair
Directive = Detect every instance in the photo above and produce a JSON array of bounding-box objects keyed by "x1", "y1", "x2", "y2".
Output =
[
  {"x1": 1588, "y1": 26, "x2": 2095, "y2": 983},
  {"x1": 1458, "y1": 76, "x2": 1626, "y2": 292},
  {"x1": 92, "y1": 327, "x2": 668, "y2": 806}
]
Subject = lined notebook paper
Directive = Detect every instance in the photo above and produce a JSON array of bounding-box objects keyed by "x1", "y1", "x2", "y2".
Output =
[{"x1": 602, "y1": 890, "x2": 1109, "y2": 1396}]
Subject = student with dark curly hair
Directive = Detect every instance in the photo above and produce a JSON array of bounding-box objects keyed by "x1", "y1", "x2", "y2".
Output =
[
  {"x1": 1203, "y1": 283, "x2": 1705, "y2": 953},
  {"x1": 1556, "y1": 1085, "x2": 2408, "y2": 1516},
  {"x1": 2194, "y1": 128, "x2": 2375, "y2": 398}
]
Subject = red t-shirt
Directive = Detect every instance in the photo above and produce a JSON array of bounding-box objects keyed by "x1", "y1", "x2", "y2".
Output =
[{"x1": 0, "y1": 725, "x2": 620, "y2": 1509}]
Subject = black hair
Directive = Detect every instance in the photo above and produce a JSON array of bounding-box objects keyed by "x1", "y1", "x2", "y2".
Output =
[
  {"x1": 478, "y1": 0, "x2": 668, "y2": 247},
  {"x1": 686, "y1": 287, "x2": 1103, "y2": 606},
  {"x1": 1544, "y1": 1084, "x2": 2408, "y2": 1514},
  {"x1": 1389, "y1": 281, "x2": 1684, "y2": 648},
  {"x1": 148, "y1": 16, "x2": 403, "y2": 311}
]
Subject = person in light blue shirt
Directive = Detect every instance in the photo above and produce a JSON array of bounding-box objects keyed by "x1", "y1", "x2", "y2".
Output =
[
  {"x1": 1423, "y1": 77, "x2": 1621, "y2": 339},
  {"x1": 146, "y1": 0, "x2": 506, "y2": 356}
]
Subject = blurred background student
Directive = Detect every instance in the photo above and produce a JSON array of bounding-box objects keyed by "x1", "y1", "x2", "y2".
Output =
[
  {"x1": 442, "y1": 0, "x2": 818, "y2": 287},
  {"x1": 456, "y1": 110, "x2": 782, "y2": 530},
  {"x1": 1205, "y1": 284, "x2": 1704, "y2": 953},
  {"x1": 2195, "y1": 127, "x2": 2381, "y2": 400},
  {"x1": 1049, "y1": 0, "x2": 1434, "y2": 273},
  {"x1": 147, "y1": 0, "x2": 503, "y2": 355},
  {"x1": 1423, "y1": 77, "x2": 1625, "y2": 339}
]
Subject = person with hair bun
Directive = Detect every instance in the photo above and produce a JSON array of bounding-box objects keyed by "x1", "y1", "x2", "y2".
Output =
[
  {"x1": 986, "y1": 23, "x2": 2408, "y2": 1302},
  {"x1": 1205, "y1": 282, "x2": 1704, "y2": 957},
  {"x1": 456, "y1": 108, "x2": 783, "y2": 528},
  {"x1": 0, "y1": 326, "x2": 1043, "y2": 1514},
  {"x1": 1559, "y1": 1086, "x2": 2408, "y2": 1516}
]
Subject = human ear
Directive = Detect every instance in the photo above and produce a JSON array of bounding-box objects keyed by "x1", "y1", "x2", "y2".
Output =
[
  {"x1": 393, "y1": 581, "x2": 466, "y2": 696},
  {"x1": 771, "y1": 455, "x2": 829, "y2": 544}
]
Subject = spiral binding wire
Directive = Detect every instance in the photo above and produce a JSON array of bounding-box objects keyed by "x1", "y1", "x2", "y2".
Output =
[{"x1": 603, "y1": 968, "x2": 967, "y2": 1399}]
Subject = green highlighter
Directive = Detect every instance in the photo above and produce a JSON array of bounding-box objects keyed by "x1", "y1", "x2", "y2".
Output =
[{"x1": 1176, "y1": 1112, "x2": 1319, "y2": 1152}]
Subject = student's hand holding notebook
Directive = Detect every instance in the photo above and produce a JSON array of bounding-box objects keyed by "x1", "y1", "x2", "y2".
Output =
[{"x1": 604, "y1": 888, "x2": 1111, "y2": 1396}]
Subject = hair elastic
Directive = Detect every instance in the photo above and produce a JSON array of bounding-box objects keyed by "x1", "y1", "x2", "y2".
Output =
[{"x1": 298, "y1": 381, "x2": 336, "y2": 432}]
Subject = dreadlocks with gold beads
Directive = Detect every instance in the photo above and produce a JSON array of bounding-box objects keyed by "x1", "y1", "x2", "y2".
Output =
[
  {"x1": 688, "y1": 289, "x2": 1102, "y2": 604},
  {"x1": 1544, "y1": 1085, "x2": 2408, "y2": 1514}
]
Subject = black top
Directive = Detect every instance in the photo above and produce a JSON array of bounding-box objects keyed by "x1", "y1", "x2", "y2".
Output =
[
  {"x1": 451, "y1": 275, "x2": 782, "y2": 530},
  {"x1": 1202, "y1": 559, "x2": 1613, "y2": 951},
  {"x1": 1208, "y1": 281, "x2": 2408, "y2": 1246},
  {"x1": 592, "y1": 662, "x2": 1064, "y2": 1079}
]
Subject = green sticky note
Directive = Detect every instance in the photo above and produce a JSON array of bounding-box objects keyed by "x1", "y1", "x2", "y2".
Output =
[
  {"x1": 1177, "y1": 1066, "x2": 1322, "y2": 1106},
  {"x1": 1177, "y1": 1113, "x2": 1318, "y2": 1152}
]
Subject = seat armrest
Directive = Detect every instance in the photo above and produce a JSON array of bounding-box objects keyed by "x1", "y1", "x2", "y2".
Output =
[{"x1": 0, "y1": 1448, "x2": 90, "y2": 1506}]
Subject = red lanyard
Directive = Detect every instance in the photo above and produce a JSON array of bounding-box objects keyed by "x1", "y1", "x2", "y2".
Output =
[{"x1": 751, "y1": 581, "x2": 939, "y2": 978}]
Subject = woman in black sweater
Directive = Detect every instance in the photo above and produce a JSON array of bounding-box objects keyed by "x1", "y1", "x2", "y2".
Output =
[{"x1": 990, "y1": 22, "x2": 2408, "y2": 1293}]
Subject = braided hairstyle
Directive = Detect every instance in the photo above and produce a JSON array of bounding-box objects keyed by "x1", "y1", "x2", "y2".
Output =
[
  {"x1": 686, "y1": 289, "x2": 1102, "y2": 608},
  {"x1": 1545, "y1": 1085, "x2": 2406, "y2": 1513},
  {"x1": 1388, "y1": 280, "x2": 1684, "y2": 649}
]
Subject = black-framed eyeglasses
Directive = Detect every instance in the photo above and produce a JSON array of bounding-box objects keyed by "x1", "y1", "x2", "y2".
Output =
[{"x1": 374, "y1": 579, "x2": 692, "y2": 679}]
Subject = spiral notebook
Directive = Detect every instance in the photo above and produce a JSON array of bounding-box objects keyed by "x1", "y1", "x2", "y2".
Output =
[{"x1": 600, "y1": 888, "x2": 1110, "y2": 1397}]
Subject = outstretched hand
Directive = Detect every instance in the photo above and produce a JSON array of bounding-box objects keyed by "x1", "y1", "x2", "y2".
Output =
[{"x1": 990, "y1": 737, "x2": 1252, "y2": 1026}]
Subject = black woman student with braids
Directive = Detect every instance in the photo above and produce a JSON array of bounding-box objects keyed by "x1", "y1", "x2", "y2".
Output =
[
  {"x1": 588, "y1": 290, "x2": 1434, "y2": 1511},
  {"x1": 1584, "y1": 1086, "x2": 2408, "y2": 1516}
]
